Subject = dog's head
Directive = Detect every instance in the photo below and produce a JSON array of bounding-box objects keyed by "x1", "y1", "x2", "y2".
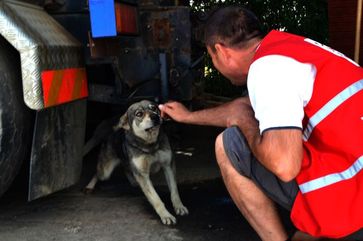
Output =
[{"x1": 115, "y1": 100, "x2": 162, "y2": 143}]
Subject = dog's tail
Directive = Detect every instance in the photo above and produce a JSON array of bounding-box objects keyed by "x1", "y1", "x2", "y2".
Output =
[
  {"x1": 83, "y1": 138, "x2": 103, "y2": 157},
  {"x1": 83, "y1": 115, "x2": 121, "y2": 156}
]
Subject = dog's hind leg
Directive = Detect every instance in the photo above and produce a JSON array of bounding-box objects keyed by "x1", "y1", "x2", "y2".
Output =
[
  {"x1": 133, "y1": 173, "x2": 177, "y2": 225},
  {"x1": 97, "y1": 157, "x2": 120, "y2": 181},
  {"x1": 84, "y1": 175, "x2": 98, "y2": 194},
  {"x1": 162, "y1": 164, "x2": 189, "y2": 216},
  {"x1": 96, "y1": 142, "x2": 121, "y2": 181},
  {"x1": 84, "y1": 141, "x2": 121, "y2": 193},
  {"x1": 84, "y1": 157, "x2": 120, "y2": 194}
]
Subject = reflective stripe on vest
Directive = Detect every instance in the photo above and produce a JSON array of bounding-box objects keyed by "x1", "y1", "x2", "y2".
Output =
[
  {"x1": 299, "y1": 155, "x2": 363, "y2": 194},
  {"x1": 303, "y1": 79, "x2": 363, "y2": 140}
]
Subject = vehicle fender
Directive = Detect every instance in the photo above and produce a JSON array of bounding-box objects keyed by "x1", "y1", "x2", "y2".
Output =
[{"x1": 0, "y1": 0, "x2": 87, "y2": 110}]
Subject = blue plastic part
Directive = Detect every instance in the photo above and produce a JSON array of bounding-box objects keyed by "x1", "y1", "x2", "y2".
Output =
[{"x1": 89, "y1": 0, "x2": 116, "y2": 38}]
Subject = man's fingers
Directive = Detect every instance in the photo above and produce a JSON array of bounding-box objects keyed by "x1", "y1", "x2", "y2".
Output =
[
  {"x1": 158, "y1": 104, "x2": 165, "y2": 111},
  {"x1": 158, "y1": 104, "x2": 170, "y2": 119},
  {"x1": 159, "y1": 101, "x2": 177, "y2": 111}
]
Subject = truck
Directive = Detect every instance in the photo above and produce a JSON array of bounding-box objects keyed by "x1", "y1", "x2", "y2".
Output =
[
  {"x1": 2, "y1": 0, "x2": 355, "y2": 203},
  {"x1": 0, "y1": 0, "x2": 202, "y2": 201}
]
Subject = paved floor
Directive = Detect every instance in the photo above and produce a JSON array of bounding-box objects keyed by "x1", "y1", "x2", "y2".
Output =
[{"x1": 0, "y1": 124, "x2": 294, "y2": 241}]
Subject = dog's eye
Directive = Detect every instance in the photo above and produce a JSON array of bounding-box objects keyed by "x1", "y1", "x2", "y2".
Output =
[{"x1": 135, "y1": 111, "x2": 143, "y2": 118}]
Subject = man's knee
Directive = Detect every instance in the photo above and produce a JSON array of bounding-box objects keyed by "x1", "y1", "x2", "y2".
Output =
[
  {"x1": 215, "y1": 132, "x2": 227, "y2": 166},
  {"x1": 218, "y1": 127, "x2": 253, "y2": 178}
]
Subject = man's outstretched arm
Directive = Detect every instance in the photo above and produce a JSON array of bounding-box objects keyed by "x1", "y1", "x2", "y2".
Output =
[
  {"x1": 159, "y1": 97, "x2": 303, "y2": 181},
  {"x1": 158, "y1": 97, "x2": 250, "y2": 127}
]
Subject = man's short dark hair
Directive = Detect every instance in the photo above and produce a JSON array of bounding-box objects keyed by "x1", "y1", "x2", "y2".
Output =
[{"x1": 204, "y1": 6, "x2": 264, "y2": 51}]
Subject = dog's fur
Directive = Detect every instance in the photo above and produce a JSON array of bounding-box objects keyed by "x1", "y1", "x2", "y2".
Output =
[{"x1": 84, "y1": 100, "x2": 188, "y2": 225}]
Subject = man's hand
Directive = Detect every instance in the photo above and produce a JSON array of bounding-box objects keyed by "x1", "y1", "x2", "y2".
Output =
[{"x1": 158, "y1": 101, "x2": 191, "y2": 123}]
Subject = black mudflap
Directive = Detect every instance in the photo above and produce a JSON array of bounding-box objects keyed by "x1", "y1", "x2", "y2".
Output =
[{"x1": 28, "y1": 100, "x2": 87, "y2": 201}]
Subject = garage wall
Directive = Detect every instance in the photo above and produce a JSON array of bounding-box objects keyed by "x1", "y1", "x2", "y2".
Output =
[{"x1": 328, "y1": 0, "x2": 362, "y2": 64}]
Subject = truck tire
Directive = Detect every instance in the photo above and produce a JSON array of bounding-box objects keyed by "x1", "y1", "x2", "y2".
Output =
[{"x1": 0, "y1": 36, "x2": 32, "y2": 197}]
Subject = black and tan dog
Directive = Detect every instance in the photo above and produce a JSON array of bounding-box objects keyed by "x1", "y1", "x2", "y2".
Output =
[{"x1": 84, "y1": 100, "x2": 188, "y2": 225}]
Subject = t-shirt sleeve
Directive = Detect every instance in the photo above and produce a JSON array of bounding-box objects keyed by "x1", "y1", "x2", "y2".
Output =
[{"x1": 247, "y1": 55, "x2": 316, "y2": 134}]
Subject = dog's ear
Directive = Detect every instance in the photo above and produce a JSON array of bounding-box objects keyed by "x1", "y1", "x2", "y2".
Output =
[{"x1": 114, "y1": 113, "x2": 130, "y2": 130}]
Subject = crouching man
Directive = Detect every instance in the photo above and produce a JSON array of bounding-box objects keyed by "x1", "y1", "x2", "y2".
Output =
[{"x1": 159, "y1": 6, "x2": 363, "y2": 241}]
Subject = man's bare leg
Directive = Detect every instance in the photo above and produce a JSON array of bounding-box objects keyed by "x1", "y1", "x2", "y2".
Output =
[
  {"x1": 215, "y1": 133, "x2": 344, "y2": 241},
  {"x1": 215, "y1": 133, "x2": 289, "y2": 241}
]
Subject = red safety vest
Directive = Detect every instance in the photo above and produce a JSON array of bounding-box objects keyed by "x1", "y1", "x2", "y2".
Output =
[{"x1": 252, "y1": 30, "x2": 363, "y2": 238}]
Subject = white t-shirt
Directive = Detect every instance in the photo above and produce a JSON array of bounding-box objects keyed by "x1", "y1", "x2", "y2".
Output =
[{"x1": 247, "y1": 55, "x2": 317, "y2": 134}]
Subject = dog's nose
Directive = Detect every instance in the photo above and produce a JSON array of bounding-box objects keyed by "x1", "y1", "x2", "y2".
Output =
[{"x1": 150, "y1": 113, "x2": 161, "y2": 124}]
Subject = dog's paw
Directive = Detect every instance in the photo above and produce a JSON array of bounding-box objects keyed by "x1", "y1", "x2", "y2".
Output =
[
  {"x1": 83, "y1": 187, "x2": 94, "y2": 195},
  {"x1": 174, "y1": 204, "x2": 189, "y2": 216},
  {"x1": 160, "y1": 212, "x2": 177, "y2": 225}
]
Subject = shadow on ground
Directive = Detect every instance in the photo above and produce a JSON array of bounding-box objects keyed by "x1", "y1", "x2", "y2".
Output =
[{"x1": 0, "y1": 124, "x2": 295, "y2": 241}]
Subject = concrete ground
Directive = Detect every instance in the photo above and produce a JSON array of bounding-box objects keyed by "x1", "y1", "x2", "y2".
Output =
[{"x1": 0, "y1": 124, "x2": 294, "y2": 241}]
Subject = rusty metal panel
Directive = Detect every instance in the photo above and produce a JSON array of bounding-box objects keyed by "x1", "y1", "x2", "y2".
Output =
[
  {"x1": 140, "y1": 6, "x2": 191, "y2": 51},
  {"x1": 153, "y1": 18, "x2": 172, "y2": 49},
  {"x1": 88, "y1": 32, "x2": 122, "y2": 58},
  {"x1": 138, "y1": 6, "x2": 193, "y2": 100},
  {"x1": 28, "y1": 99, "x2": 87, "y2": 201}
]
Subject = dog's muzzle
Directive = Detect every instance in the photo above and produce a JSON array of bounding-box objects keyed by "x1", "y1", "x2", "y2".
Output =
[
  {"x1": 150, "y1": 113, "x2": 162, "y2": 125},
  {"x1": 145, "y1": 113, "x2": 162, "y2": 132}
]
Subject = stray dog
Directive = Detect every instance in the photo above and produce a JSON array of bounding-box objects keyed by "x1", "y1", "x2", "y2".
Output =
[{"x1": 84, "y1": 100, "x2": 188, "y2": 225}]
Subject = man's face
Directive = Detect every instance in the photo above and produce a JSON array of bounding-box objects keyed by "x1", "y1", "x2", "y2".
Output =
[{"x1": 207, "y1": 46, "x2": 247, "y2": 86}]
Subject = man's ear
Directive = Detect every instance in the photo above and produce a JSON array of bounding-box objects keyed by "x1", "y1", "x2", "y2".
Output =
[
  {"x1": 114, "y1": 113, "x2": 130, "y2": 130},
  {"x1": 215, "y1": 43, "x2": 231, "y2": 62}
]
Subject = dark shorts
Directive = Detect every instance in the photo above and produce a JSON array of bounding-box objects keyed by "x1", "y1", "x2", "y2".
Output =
[{"x1": 222, "y1": 126, "x2": 299, "y2": 210}]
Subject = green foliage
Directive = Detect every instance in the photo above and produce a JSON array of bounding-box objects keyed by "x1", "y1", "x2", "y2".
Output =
[
  {"x1": 192, "y1": 0, "x2": 328, "y2": 97},
  {"x1": 203, "y1": 53, "x2": 246, "y2": 98}
]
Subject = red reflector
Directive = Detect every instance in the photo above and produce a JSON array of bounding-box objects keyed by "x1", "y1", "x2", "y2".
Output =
[
  {"x1": 115, "y1": 3, "x2": 138, "y2": 35},
  {"x1": 41, "y1": 68, "x2": 88, "y2": 108}
]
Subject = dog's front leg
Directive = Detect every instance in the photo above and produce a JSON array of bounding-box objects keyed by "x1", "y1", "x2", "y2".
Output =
[
  {"x1": 162, "y1": 165, "x2": 189, "y2": 216},
  {"x1": 133, "y1": 173, "x2": 176, "y2": 225}
]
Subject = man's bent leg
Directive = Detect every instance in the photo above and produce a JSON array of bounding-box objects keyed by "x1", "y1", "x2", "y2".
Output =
[{"x1": 215, "y1": 133, "x2": 288, "y2": 241}]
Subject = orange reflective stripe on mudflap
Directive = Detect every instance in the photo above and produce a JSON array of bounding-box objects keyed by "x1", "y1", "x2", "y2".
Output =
[{"x1": 41, "y1": 68, "x2": 88, "y2": 108}]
